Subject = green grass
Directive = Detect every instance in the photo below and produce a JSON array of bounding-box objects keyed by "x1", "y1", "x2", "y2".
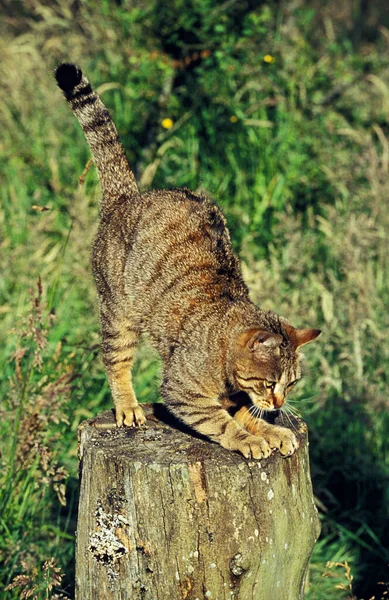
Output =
[{"x1": 1, "y1": 1, "x2": 389, "y2": 597}]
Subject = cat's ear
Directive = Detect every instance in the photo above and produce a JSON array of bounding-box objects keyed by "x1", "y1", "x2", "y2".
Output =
[
  {"x1": 239, "y1": 328, "x2": 283, "y2": 352},
  {"x1": 284, "y1": 324, "x2": 321, "y2": 349}
]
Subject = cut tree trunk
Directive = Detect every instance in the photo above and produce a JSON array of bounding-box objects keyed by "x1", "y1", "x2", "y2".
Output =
[{"x1": 76, "y1": 405, "x2": 320, "y2": 600}]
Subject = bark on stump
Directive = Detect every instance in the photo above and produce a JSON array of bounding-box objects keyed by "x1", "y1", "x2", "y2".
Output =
[{"x1": 76, "y1": 405, "x2": 320, "y2": 600}]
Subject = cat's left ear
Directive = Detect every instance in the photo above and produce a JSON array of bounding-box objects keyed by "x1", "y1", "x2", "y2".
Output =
[
  {"x1": 284, "y1": 324, "x2": 321, "y2": 349},
  {"x1": 238, "y1": 328, "x2": 283, "y2": 352}
]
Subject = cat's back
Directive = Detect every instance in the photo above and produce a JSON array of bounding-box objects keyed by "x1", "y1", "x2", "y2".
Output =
[
  {"x1": 125, "y1": 188, "x2": 249, "y2": 349},
  {"x1": 134, "y1": 187, "x2": 229, "y2": 265},
  {"x1": 129, "y1": 188, "x2": 243, "y2": 293}
]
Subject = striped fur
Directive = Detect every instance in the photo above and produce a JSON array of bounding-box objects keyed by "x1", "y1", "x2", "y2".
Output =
[{"x1": 55, "y1": 63, "x2": 321, "y2": 459}]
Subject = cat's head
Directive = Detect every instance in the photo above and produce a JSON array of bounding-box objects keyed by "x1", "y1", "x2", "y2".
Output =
[{"x1": 232, "y1": 324, "x2": 321, "y2": 411}]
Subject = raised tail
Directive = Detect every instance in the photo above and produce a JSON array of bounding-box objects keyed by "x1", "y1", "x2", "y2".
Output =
[{"x1": 55, "y1": 63, "x2": 140, "y2": 206}]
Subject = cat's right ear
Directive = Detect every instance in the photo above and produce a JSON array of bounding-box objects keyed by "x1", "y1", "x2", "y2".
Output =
[
  {"x1": 238, "y1": 329, "x2": 283, "y2": 353},
  {"x1": 283, "y1": 323, "x2": 321, "y2": 349}
]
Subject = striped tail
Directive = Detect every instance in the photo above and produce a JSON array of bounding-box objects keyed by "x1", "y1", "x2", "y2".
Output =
[{"x1": 55, "y1": 63, "x2": 140, "y2": 207}]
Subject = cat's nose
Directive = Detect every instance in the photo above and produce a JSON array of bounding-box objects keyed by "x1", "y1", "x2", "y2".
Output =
[{"x1": 273, "y1": 393, "x2": 285, "y2": 409}]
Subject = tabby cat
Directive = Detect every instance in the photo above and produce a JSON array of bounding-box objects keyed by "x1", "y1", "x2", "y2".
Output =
[{"x1": 55, "y1": 63, "x2": 321, "y2": 460}]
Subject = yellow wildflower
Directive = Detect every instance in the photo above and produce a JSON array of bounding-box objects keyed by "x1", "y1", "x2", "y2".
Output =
[
  {"x1": 263, "y1": 54, "x2": 274, "y2": 63},
  {"x1": 161, "y1": 118, "x2": 174, "y2": 129},
  {"x1": 230, "y1": 115, "x2": 238, "y2": 123}
]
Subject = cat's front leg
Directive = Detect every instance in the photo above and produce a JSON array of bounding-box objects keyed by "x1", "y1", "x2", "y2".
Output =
[
  {"x1": 99, "y1": 302, "x2": 146, "y2": 427},
  {"x1": 163, "y1": 383, "x2": 272, "y2": 459},
  {"x1": 234, "y1": 406, "x2": 299, "y2": 457},
  {"x1": 105, "y1": 360, "x2": 146, "y2": 427},
  {"x1": 217, "y1": 418, "x2": 273, "y2": 459}
]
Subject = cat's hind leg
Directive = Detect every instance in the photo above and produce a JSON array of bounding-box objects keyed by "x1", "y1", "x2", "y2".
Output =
[{"x1": 100, "y1": 303, "x2": 145, "y2": 427}]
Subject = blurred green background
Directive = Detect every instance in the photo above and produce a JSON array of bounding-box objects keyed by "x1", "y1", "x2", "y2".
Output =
[{"x1": 1, "y1": 0, "x2": 388, "y2": 597}]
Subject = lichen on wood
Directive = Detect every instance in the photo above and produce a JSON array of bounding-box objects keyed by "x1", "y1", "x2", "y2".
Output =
[{"x1": 75, "y1": 405, "x2": 320, "y2": 600}]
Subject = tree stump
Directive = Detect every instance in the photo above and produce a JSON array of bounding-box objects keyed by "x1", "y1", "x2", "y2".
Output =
[{"x1": 76, "y1": 405, "x2": 320, "y2": 600}]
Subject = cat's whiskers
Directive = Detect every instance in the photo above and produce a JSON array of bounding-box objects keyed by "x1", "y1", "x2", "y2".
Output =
[
  {"x1": 241, "y1": 409, "x2": 253, "y2": 429},
  {"x1": 280, "y1": 404, "x2": 298, "y2": 432},
  {"x1": 247, "y1": 404, "x2": 261, "y2": 428},
  {"x1": 252, "y1": 403, "x2": 264, "y2": 421},
  {"x1": 287, "y1": 395, "x2": 308, "y2": 406},
  {"x1": 282, "y1": 410, "x2": 295, "y2": 431},
  {"x1": 239, "y1": 404, "x2": 256, "y2": 429},
  {"x1": 240, "y1": 403, "x2": 263, "y2": 433},
  {"x1": 283, "y1": 396, "x2": 300, "y2": 413},
  {"x1": 289, "y1": 395, "x2": 316, "y2": 406},
  {"x1": 285, "y1": 403, "x2": 300, "y2": 417}
]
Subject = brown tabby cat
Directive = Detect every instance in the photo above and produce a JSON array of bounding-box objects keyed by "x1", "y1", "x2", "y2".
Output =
[{"x1": 55, "y1": 63, "x2": 321, "y2": 460}]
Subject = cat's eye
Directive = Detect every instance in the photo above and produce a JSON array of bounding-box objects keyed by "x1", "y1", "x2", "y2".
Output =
[
  {"x1": 287, "y1": 380, "x2": 299, "y2": 389},
  {"x1": 264, "y1": 380, "x2": 275, "y2": 389}
]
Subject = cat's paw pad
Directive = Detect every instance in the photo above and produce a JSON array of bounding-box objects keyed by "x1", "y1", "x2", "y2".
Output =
[
  {"x1": 263, "y1": 426, "x2": 299, "y2": 457},
  {"x1": 116, "y1": 405, "x2": 146, "y2": 428},
  {"x1": 236, "y1": 434, "x2": 272, "y2": 460}
]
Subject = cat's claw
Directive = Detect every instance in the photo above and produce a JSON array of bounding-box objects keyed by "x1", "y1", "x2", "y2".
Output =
[
  {"x1": 116, "y1": 405, "x2": 146, "y2": 428},
  {"x1": 263, "y1": 426, "x2": 299, "y2": 457},
  {"x1": 236, "y1": 435, "x2": 272, "y2": 460},
  {"x1": 234, "y1": 427, "x2": 299, "y2": 459}
]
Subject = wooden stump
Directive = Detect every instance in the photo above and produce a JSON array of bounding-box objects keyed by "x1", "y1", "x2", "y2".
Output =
[{"x1": 76, "y1": 405, "x2": 320, "y2": 600}]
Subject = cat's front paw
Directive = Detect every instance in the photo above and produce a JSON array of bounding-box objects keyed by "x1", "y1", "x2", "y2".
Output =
[
  {"x1": 116, "y1": 404, "x2": 146, "y2": 428},
  {"x1": 230, "y1": 433, "x2": 272, "y2": 460},
  {"x1": 262, "y1": 425, "x2": 299, "y2": 457}
]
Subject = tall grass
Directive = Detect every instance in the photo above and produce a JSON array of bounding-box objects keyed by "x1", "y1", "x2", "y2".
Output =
[
  {"x1": 242, "y1": 128, "x2": 389, "y2": 595},
  {"x1": 0, "y1": 1, "x2": 388, "y2": 597}
]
